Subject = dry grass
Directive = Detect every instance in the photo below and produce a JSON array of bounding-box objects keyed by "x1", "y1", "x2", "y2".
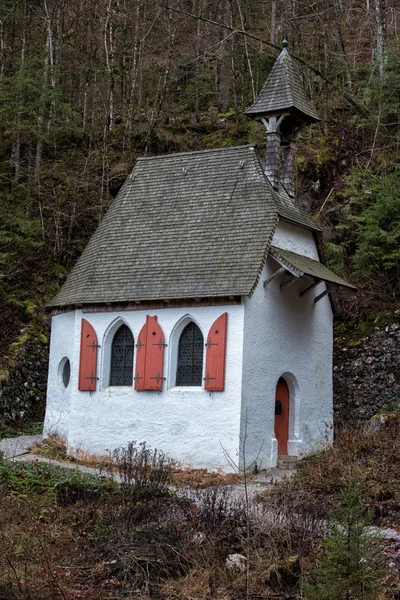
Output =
[
  {"x1": 171, "y1": 466, "x2": 239, "y2": 488},
  {"x1": 33, "y1": 436, "x2": 241, "y2": 488},
  {"x1": 278, "y1": 414, "x2": 400, "y2": 527},
  {"x1": 31, "y1": 436, "x2": 110, "y2": 470}
]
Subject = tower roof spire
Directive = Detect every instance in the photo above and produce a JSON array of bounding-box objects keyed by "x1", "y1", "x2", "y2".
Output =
[{"x1": 245, "y1": 40, "x2": 320, "y2": 123}]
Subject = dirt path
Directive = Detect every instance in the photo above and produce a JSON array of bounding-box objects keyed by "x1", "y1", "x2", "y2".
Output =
[{"x1": 1, "y1": 434, "x2": 296, "y2": 502}]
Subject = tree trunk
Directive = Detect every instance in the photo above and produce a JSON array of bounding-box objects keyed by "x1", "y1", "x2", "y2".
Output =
[
  {"x1": 104, "y1": 0, "x2": 115, "y2": 133},
  {"x1": 144, "y1": 11, "x2": 174, "y2": 152},
  {"x1": 11, "y1": 0, "x2": 27, "y2": 182},
  {"x1": 43, "y1": 0, "x2": 56, "y2": 129},
  {"x1": 195, "y1": 0, "x2": 202, "y2": 123},
  {"x1": 236, "y1": 0, "x2": 255, "y2": 102},
  {"x1": 34, "y1": 40, "x2": 50, "y2": 185},
  {"x1": 270, "y1": 0, "x2": 276, "y2": 45},
  {"x1": 372, "y1": 0, "x2": 387, "y2": 77},
  {"x1": 217, "y1": 0, "x2": 232, "y2": 112},
  {"x1": 125, "y1": 0, "x2": 141, "y2": 140}
]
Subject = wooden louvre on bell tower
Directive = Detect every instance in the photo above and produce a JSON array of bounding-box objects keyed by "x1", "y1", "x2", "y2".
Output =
[{"x1": 245, "y1": 40, "x2": 320, "y2": 198}]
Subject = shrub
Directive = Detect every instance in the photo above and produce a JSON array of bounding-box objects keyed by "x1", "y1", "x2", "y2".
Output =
[
  {"x1": 100, "y1": 521, "x2": 191, "y2": 588},
  {"x1": 54, "y1": 470, "x2": 116, "y2": 505},
  {"x1": 255, "y1": 479, "x2": 324, "y2": 561},
  {"x1": 189, "y1": 485, "x2": 247, "y2": 562},
  {"x1": 107, "y1": 440, "x2": 175, "y2": 501}
]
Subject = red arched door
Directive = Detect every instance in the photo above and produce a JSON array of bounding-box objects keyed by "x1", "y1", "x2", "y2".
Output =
[{"x1": 275, "y1": 377, "x2": 289, "y2": 455}]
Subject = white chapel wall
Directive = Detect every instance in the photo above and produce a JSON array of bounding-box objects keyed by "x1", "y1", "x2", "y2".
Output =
[
  {"x1": 241, "y1": 221, "x2": 333, "y2": 470},
  {"x1": 271, "y1": 220, "x2": 320, "y2": 259},
  {"x1": 44, "y1": 310, "x2": 77, "y2": 440},
  {"x1": 45, "y1": 304, "x2": 245, "y2": 472}
]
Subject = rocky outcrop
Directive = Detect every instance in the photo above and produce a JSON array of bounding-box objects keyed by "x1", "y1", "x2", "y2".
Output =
[
  {"x1": 0, "y1": 322, "x2": 49, "y2": 424},
  {"x1": 333, "y1": 322, "x2": 400, "y2": 426}
]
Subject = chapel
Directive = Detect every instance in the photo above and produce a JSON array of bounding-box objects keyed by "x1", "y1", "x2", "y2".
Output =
[{"x1": 44, "y1": 41, "x2": 355, "y2": 471}]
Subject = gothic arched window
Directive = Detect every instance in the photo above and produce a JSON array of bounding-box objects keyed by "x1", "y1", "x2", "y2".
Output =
[
  {"x1": 110, "y1": 324, "x2": 134, "y2": 386},
  {"x1": 176, "y1": 322, "x2": 204, "y2": 386}
]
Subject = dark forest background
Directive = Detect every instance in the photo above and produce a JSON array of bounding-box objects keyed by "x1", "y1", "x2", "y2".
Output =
[{"x1": 0, "y1": 0, "x2": 399, "y2": 377}]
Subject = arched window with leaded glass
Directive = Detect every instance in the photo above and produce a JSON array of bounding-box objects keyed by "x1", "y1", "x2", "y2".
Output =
[
  {"x1": 176, "y1": 322, "x2": 204, "y2": 386},
  {"x1": 109, "y1": 324, "x2": 134, "y2": 386}
]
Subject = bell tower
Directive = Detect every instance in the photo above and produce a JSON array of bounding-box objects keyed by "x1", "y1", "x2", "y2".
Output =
[{"x1": 245, "y1": 40, "x2": 320, "y2": 199}]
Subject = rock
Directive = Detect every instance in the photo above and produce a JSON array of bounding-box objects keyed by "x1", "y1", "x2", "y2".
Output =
[
  {"x1": 366, "y1": 527, "x2": 400, "y2": 542},
  {"x1": 226, "y1": 553, "x2": 247, "y2": 572},
  {"x1": 333, "y1": 321, "x2": 400, "y2": 427},
  {"x1": 0, "y1": 320, "x2": 49, "y2": 425},
  {"x1": 192, "y1": 532, "x2": 206, "y2": 545}
]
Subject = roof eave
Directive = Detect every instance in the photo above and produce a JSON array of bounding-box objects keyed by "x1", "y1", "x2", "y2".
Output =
[
  {"x1": 245, "y1": 105, "x2": 320, "y2": 124},
  {"x1": 278, "y1": 213, "x2": 322, "y2": 233},
  {"x1": 47, "y1": 295, "x2": 244, "y2": 315},
  {"x1": 270, "y1": 246, "x2": 357, "y2": 291}
]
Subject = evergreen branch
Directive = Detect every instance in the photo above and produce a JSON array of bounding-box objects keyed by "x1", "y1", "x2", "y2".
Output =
[{"x1": 159, "y1": 3, "x2": 368, "y2": 116}]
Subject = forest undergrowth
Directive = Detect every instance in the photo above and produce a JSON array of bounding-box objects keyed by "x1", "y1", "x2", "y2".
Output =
[{"x1": 0, "y1": 415, "x2": 399, "y2": 599}]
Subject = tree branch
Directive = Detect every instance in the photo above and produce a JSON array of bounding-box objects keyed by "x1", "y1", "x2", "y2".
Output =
[{"x1": 159, "y1": 3, "x2": 368, "y2": 115}]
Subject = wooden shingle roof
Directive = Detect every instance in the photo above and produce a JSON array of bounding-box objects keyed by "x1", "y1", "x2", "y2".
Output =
[
  {"x1": 270, "y1": 247, "x2": 357, "y2": 290},
  {"x1": 49, "y1": 145, "x2": 290, "y2": 308},
  {"x1": 245, "y1": 43, "x2": 320, "y2": 123},
  {"x1": 254, "y1": 153, "x2": 320, "y2": 231}
]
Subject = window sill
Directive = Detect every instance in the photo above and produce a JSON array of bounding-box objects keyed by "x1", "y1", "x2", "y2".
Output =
[
  {"x1": 103, "y1": 385, "x2": 133, "y2": 391},
  {"x1": 169, "y1": 386, "x2": 203, "y2": 393}
]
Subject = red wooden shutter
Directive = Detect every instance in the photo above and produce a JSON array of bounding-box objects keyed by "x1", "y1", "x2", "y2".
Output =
[
  {"x1": 78, "y1": 319, "x2": 98, "y2": 391},
  {"x1": 134, "y1": 319, "x2": 147, "y2": 391},
  {"x1": 144, "y1": 316, "x2": 166, "y2": 391},
  {"x1": 134, "y1": 315, "x2": 166, "y2": 391},
  {"x1": 204, "y1": 313, "x2": 228, "y2": 392}
]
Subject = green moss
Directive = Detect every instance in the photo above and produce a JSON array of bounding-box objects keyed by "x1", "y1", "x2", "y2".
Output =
[
  {"x1": 216, "y1": 109, "x2": 238, "y2": 120},
  {"x1": 6, "y1": 316, "x2": 48, "y2": 368},
  {"x1": 334, "y1": 311, "x2": 399, "y2": 338},
  {"x1": 0, "y1": 460, "x2": 115, "y2": 503},
  {"x1": 348, "y1": 339, "x2": 362, "y2": 347}
]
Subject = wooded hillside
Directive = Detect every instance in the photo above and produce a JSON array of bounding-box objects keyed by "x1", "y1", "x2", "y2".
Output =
[{"x1": 0, "y1": 0, "x2": 399, "y2": 370}]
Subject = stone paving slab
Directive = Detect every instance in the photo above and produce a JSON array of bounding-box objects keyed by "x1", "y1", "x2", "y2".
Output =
[{"x1": 0, "y1": 434, "x2": 43, "y2": 459}]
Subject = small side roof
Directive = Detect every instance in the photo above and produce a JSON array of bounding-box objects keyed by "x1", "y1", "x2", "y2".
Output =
[
  {"x1": 270, "y1": 246, "x2": 357, "y2": 290},
  {"x1": 245, "y1": 41, "x2": 320, "y2": 123}
]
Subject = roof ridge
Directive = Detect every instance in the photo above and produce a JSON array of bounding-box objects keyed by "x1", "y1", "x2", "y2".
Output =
[
  {"x1": 283, "y1": 53, "x2": 294, "y2": 108},
  {"x1": 271, "y1": 245, "x2": 315, "y2": 259},
  {"x1": 136, "y1": 144, "x2": 255, "y2": 161}
]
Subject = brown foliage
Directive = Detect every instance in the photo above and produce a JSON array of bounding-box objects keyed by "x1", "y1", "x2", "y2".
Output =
[{"x1": 262, "y1": 413, "x2": 400, "y2": 528}]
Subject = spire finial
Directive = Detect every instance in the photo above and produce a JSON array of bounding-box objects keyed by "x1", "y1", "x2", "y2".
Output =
[{"x1": 282, "y1": 39, "x2": 288, "y2": 48}]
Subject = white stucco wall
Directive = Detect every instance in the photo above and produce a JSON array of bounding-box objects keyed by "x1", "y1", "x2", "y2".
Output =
[
  {"x1": 240, "y1": 221, "x2": 333, "y2": 470},
  {"x1": 44, "y1": 310, "x2": 77, "y2": 440},
  {"x1": 272, "y1": 221, "x2": 320, "y2": 259},
  {"x1": 45, "y1": 304, "x2": 245, "y2": 471}
]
